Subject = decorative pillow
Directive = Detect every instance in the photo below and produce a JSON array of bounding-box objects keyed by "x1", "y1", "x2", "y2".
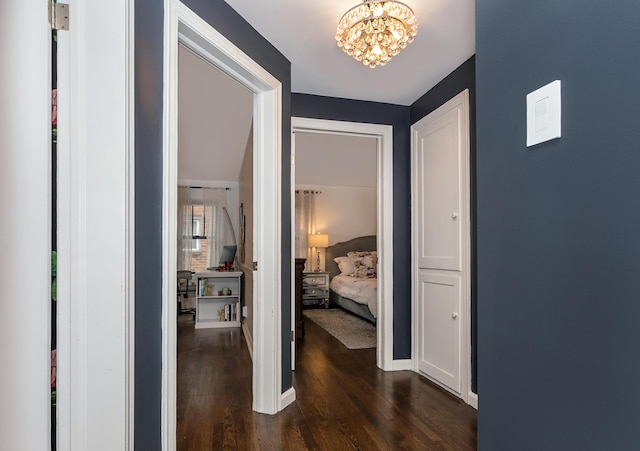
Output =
[
  {"x1": 347, "y1": 251, "x2": 377, "y2": 279},
  {"x1": 334, "y1": 256, "x2": 355, "y2": 276}
]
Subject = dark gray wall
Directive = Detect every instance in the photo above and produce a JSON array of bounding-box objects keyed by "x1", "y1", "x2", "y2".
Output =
[
  {"x1": 410, "y1": 56, "x2": 476, "y2": 393},
  {"x1": 134, "y1": 1, "x2": 291, "y2": 448},
  {"x1": 292, "y1": 94, "x2": 412, "y2": 358},
  {"x1": 134, "y1": 0, "x2": 164, "y2": 449},
  {"x1": 476, "y1": 2, "x2": 640, "y2": 449}
]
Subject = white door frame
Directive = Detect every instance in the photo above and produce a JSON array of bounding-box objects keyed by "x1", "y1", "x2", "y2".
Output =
[
  {"x1": 291, "y1": 118, "x2": 394, "y2": 370},
  {"x1": 410, "y1": 90, "x2": 475, "y2": 407},
  {"x1": 56, "y1": 0, "x2": 136, "y2": 449},
  {"x1": 162, "y1": 1, "x2": 284, "y2": 449}
]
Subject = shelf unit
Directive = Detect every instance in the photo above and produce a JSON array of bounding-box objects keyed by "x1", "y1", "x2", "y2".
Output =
[{"x1": 194, "y1": 270, "x2": 242, "y2": 329}]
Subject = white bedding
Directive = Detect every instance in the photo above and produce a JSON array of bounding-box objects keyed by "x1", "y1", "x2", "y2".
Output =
[{"x1": 330, "y1": 275, "x2": 377, "y2": 318}]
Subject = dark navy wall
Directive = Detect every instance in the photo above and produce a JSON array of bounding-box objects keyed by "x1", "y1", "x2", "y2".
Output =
[
  {"x1": 135, "y1": 0, "x2": 291, "y2": 448},
  {"x1": 476, "y1": 2, "x2": 640, "y2": 449},
  {"x1": 292, "y1": 94, "x2": 411, "y2": 359},
  {"x1": 134, "y1": 0, "x2": 164, "y2": 449},
  {"x1": 410, "y1": 56, "x2": 477, "y2": 393}
]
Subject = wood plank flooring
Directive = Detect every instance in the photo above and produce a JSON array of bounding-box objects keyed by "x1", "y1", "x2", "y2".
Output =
[{"x1": 177, "y1": 312, "x2": 477, "y2": 450}]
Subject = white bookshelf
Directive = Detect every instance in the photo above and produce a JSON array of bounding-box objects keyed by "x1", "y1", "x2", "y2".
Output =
[{"x1": 194, "y1": 270, "x2": 242, "y2": 329}]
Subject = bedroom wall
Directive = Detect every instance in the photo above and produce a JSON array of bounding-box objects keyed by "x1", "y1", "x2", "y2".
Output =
[
  {"x1": 476, "y1": 2, "x2": 640, "y2": 449},
  {"x1": 238, "y1": 126, "x2": 254, "y2": 343},
  {"x1": 410, "y1": 56, "x2": 477, "y2": 393},
  {"x1": 295, "y1": 131, "x2": 377, "y2": 251},
  {"x1": 297, "y1": 184, "x2": 376, "y2": 242},
  {"x1": 135, "y1": 0, "x2": 291, "y2": 446},
  {"x1": 292, "y1": 94, "x2": 412, "y2": 360},
  {"x1": 177, "y1": 43, "x2": 253, "y2": 183}
]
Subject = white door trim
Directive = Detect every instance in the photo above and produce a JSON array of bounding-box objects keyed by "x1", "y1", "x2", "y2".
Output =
[
  {"x1": 56, "y1": 0, "x2": 135, "y2": 449},
  {"x1": 411, "y1": 89, "x2": 472, "y2": 404},
  {"x1": 163, "y1": 2, "x2": 284, "y2": 449},
  {"x1": 291, "y1": 117, "x2": 394, "y2": 370}
]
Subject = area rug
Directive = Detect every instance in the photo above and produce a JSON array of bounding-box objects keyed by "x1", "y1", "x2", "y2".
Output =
[{"x1": 303, "y1": 308, "x2": 376, "y2": 349}]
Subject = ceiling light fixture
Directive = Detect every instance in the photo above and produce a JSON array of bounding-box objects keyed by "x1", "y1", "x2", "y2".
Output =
[{"x1": 336, "y1": 0, "x2": 418, "y2": 68}]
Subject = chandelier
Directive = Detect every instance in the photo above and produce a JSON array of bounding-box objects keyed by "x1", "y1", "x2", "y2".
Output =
[{"x1": 335, "y1": 0, "x2": 418, "y2": 68}]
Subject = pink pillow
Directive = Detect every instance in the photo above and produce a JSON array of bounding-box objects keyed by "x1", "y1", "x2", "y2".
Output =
[{"x1": 347, "y1": 251, "x2": 377, "y2": 279}]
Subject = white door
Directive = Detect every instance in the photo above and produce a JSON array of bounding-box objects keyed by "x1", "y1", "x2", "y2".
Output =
[
  {"x1": 412, "y1": 90, "x2": 470, "y2": 398},
  {"x1": 417, "y1": 272, "x2": 461, "y2": 390},
  {"x1": 0, "y1": 2, "x2": 52, "y2": 449}
]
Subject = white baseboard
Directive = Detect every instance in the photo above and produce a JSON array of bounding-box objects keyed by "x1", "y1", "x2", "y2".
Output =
[
  {"x1": 242, "y1": 322, "x2": 253, "y2": 360},
  {"x1": 391, "y1": 359, "x2": 412, "y2": 371},
  {"x1": 281, "y1": 387, "x2": 296, "y2": 410},
  {"x1": 468, "y1": 391, "x2": 478, "y2": 409}
]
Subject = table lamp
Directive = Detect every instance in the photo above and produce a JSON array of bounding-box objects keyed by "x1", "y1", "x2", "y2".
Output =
[{"x1": 308, "y1": 233, "x2": 329, "y2": 272}]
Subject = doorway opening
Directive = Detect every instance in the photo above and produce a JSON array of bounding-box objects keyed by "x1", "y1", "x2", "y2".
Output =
[
  {"x1": 163, "y1": 2, "x2": 284, "y2": 448},
  {"x1": 291, "y1": 118, "x2": 394, "y2": 370},
  {"x1": 175, "y1": 39, "x2": 253, "y2": 442}
]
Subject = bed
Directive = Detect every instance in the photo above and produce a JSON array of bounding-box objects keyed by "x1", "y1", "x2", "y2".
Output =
[{"x1": 325, "y1": 235, "x2": 377, "y2": 324}]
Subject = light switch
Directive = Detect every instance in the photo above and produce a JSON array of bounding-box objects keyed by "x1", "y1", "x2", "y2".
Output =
[
  {"x1": 535, "y1": 97, "x2": 549, "y2": 131},
  {"x1": 526, "y1": 80, "x2": 561, "y2": 147}
]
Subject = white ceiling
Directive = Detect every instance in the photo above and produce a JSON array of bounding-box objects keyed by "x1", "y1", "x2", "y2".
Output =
[
  {"x1": 224, "y1": 0, "x2": 476, "y2": 106},
  {"x1": 178, "y1": 1, "x2": 476, "y2": 185}
]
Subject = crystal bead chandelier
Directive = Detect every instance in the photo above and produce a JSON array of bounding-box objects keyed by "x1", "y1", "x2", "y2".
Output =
[{"x1": 336, "y1": 0, "x2": 418, "y2": 68}]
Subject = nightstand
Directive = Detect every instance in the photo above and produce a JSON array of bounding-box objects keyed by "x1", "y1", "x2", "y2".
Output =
[{"x1": 302, "y1": 272, "x2": 330, "y2": 308}]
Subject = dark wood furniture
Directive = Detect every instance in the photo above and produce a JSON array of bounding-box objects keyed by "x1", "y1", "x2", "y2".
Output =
[{"x1": 295, "y1": 258, "x2": 306, "y2": 338}]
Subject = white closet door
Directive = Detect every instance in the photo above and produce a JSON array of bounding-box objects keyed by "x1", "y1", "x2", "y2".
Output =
[
  {"x1": 416, "y1": 272, "x2": 462, "y2": 392},
  {"x1": 416, "y1": 108, "x2": 462, "y2": 271},
  {"x1": 412, "y1": 90, "x2": 470, "y2": 398}
]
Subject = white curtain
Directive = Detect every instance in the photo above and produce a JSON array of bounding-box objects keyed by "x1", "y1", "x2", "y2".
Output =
[
  {"x1": 177, "y1": 186, "x2": 193, "y2": 271},
  {"x1": 202, "y1": 187, "x2": 232, "y2": 268},
  {"x1": 295, "y1": 190, "x2": 318, "y2": 270}
]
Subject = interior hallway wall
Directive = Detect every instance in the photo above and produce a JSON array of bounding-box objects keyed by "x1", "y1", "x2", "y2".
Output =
[{"x1": 476, "y1": 2, "x2": 640, "y2": 449}]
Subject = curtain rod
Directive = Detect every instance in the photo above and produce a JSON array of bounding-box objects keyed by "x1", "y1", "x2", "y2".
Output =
[{"x1": 187, "y1": 186, "x2": 230, "y2": 191}]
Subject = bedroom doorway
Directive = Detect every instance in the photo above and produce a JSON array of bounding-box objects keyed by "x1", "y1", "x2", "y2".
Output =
[
  {"x1": 291, "y1": 118, "x2": 394, "y2": 371},
  {"x1": 163, "y1": 2, "x2": 284, "y2": 446}
]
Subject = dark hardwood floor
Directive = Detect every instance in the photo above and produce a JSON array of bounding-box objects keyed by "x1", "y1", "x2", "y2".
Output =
[{"x1": 177, "y1": 313, "x2": 477, "y2": 450}]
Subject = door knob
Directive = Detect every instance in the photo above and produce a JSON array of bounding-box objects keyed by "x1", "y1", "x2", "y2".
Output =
[
  {"x1": 451, "y1": 212, "x2": 458, "y2": 220},
  {"x1": 451, "y1": 312, "x2": 458, "y2": 319}
]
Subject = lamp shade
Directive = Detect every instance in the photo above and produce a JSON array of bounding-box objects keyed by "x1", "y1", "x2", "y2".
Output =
[{"x1": 308, "y1": 233, "x2": 329, "y2": 248}]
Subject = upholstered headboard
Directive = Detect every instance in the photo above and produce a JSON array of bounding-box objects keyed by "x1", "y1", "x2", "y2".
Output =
[{"x1": 325, "y1": 235, "x2": 377, "y2": 280}]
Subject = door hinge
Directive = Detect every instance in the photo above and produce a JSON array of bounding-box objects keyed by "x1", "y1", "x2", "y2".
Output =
[
  {"x1": 252, "y1": 261, "x2": 258, "y2": 271},
  {"x1": 291, "y1": 330, "x2": 295, "y2": 342},
  {"x1": 49, "y1": 2, "x2": 70, "y2": 31}
]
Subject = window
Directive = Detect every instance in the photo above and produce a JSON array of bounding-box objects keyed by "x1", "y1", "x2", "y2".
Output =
[
  {"x1": 178, "y1": 188, "x2": 228, "y2": 272},
  {"x1": 183, "y1": 215, "x2": 202, "y2": 252}
]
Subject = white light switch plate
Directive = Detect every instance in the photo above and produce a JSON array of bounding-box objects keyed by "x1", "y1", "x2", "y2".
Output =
[{"x1": 526, "y1": 80, "x2": 561, "y2": 147}]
